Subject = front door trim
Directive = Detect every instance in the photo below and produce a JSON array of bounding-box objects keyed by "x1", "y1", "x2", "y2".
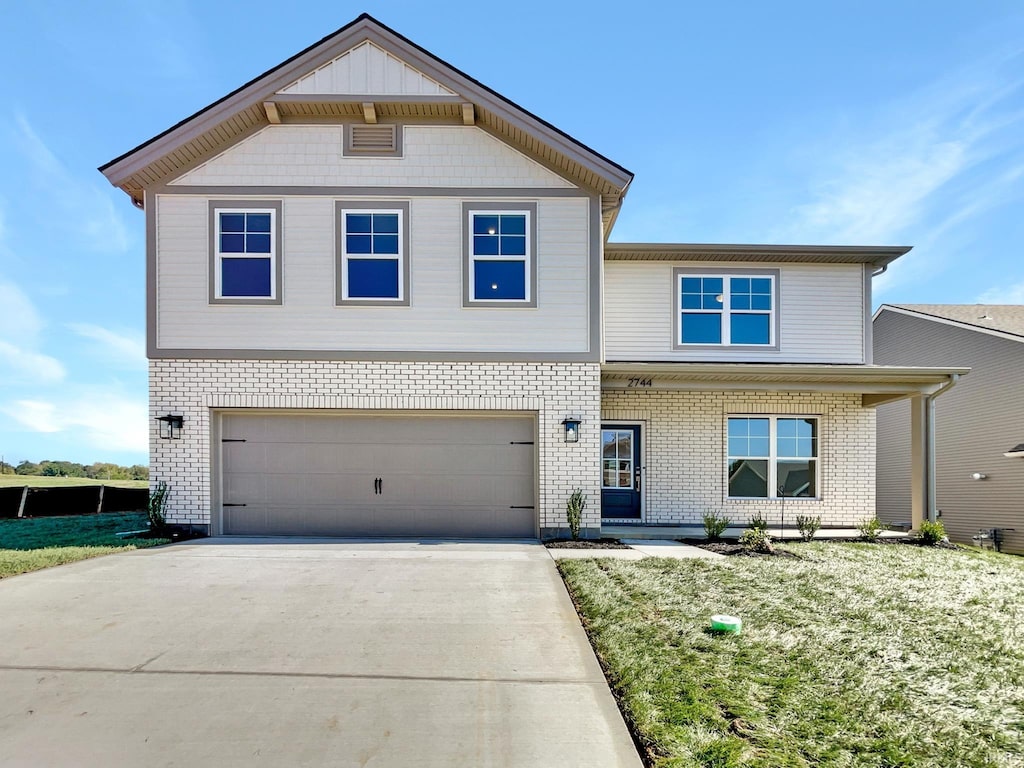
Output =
[{"x1": 600, "y1": 420, "x2": 645, "y2": 522}]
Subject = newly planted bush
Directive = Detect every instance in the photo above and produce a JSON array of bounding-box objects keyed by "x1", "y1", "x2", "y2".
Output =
[
  {"x1": 702, "y1": 512, "x2": 731, "y2": 541},
  {"x1": 796, "y1": 514, "x2": 821, "y2": 542},
  {"x1": 919, "y1": 519, "x2": 946, "y2": 546},
  {"x1": 565, "y1": 488, "x2": 587, "y2": 541},
  {"x1": 739, "y1": 527, "x2": 774, "y2": 553},
  {"x1": 148, "y1": 481, "x2": 168, "y2": 531},
  {"x1": 857, "y1": 516, "x2": 886, "y2": 541},
  {"x1": 748, "y1": 511, "x2": 769, "y2": 531}
]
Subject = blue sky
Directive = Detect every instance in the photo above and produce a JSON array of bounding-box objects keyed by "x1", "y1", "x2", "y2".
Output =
[{"x1": 1, "y1": 1, "x2": 1023, "y2": 466}]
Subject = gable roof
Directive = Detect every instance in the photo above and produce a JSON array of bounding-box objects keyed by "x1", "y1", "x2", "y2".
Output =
[
  {"x1": 875, "y1": 304, "x2": 1024, "y2": 344},
  {"x1": 99, "y1": 14, "x2": 633, "y2": 212}
]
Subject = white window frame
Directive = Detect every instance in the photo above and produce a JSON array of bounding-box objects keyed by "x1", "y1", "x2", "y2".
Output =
[
  {"x1": 725, "y1": 415, "x2": 820, "y2": 500},
  {"x1": 676, "y1": 272, "x2": 777, "y2": 347},
  {"x1": 213, "y1": 207, "x2": 278, "y2": 301},
  {"x1": 339, "y1": 207, "x2": 406, "y2": 302},
  {"x1": 467, "y1": 208, "x2": 532, "y2": 304}
]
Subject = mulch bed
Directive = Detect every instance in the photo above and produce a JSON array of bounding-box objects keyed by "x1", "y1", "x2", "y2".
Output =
[
  {"x1": 680, "y1": 536, "x2": 959, "y2": 556},
  {"x1": 544, "y1": 538, "x2": 631, "y2": 549},
  {"x1": 130, "y1": 527, "x2": 206, "y2": 543}
]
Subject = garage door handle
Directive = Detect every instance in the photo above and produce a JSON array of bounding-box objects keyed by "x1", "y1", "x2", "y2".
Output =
[
  {"x1": 510, "y1": 505, "x2": 535, "y2": 509},
  {"x1": 374, "y1": 477, "x2": 382, "y2": 495},
  {"x1": 223, "y1": 503, "x2": 247, "y2": 507}
]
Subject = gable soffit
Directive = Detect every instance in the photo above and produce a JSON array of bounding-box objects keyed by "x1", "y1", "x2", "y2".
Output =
[{"x1": 99, "y1": 14, "x2": 633, "y2": 210}]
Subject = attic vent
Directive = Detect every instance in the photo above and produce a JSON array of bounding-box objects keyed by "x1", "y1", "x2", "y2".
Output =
[{"x1": 344, "y1": 124, "x2": 401, "y2": 156}]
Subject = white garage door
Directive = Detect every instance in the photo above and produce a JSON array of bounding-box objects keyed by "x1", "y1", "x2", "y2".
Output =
[{"x1": 219, "y1": 412, "x2": 537, "y2": 538}]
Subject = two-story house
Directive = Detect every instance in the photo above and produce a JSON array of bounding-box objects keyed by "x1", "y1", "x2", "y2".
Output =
[{"x1": 100, "y1": 14, "x2": 965, "y2": 540}]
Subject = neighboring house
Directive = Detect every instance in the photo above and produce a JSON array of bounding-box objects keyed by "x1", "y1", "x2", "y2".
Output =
[
  {"x1": 875, "y1": 305, "x2": 1022, "y2": 554},
  {"x1": 99, "y1": 14, "x2": 964, "y2": 540}
]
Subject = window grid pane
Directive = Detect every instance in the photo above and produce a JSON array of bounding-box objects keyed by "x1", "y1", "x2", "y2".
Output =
[
  {"x1": 470, "y1": 212, "x2": 529, "y2": 301},
  {"x1": 217, "y1": 210, "x2": 274, "y2": 299},
  {"x1": 727, "y1": 417, "x2": 818, "y2": 499}
]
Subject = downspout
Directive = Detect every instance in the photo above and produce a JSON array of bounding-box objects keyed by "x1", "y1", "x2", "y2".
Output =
[{"x1": 925, "y1": 373, "x2": 960, "y2": 522}]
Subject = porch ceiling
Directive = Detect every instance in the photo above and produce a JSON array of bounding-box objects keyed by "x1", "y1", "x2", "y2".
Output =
[{"x1": 601, "y1": 363, "x2": 969, "y2": 407}]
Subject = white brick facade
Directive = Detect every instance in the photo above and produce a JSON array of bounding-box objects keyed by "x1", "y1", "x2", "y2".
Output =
[
  {"x1": 602, "y1": 390, "x2": 876, "y2": 527},
  {"x1": 150, "y1": 360, "x2": 601, "y2": 537}
]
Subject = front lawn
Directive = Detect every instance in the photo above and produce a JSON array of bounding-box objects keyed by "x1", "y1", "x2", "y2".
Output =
[
  {"x1": 0, "y1": 476, "x2": 148, "y2": 488},
  {"x1": 0, "y1": 512, "x2": 168, "y2": 579},
  {"x1": 559, "y1": 543, "x2": 1024, "y2": 767}
]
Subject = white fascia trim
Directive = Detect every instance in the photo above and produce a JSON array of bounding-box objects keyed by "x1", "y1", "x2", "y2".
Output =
[{"x1": 874, "y1": 305, "x2": 1024, "y2": 345}]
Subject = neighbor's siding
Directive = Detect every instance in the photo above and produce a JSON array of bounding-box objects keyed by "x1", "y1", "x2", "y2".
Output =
[
  {"x1": 168, "y1": 125, "x2": 575, "y2": 188},
  {"x1": 602, "y1": 390, "x2": 875, "y2": 527},
  {"x1": 874, "y1": 310, "x2": 1024, "y2": 554},
  {"x1": 155, "y1": 194, "x2": 590, "y2": 353},
  {"x1": 150, "y1": 360, "x2": 600, "y2": 538},
  {"x1": 603, "y1": 261, "x2": 866, "y2": 363}
]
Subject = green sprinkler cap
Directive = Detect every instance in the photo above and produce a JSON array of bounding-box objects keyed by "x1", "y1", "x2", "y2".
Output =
[{"x1": 710, "y1": 614, "x2": 742, "y2": 633}]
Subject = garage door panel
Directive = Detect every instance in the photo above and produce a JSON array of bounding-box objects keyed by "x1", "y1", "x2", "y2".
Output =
[{"x1": 221, "y1": 413, "x2": 536, "y2": 538}]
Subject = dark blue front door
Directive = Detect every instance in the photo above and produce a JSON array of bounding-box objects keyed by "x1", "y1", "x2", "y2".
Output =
[{"x1": 601, "y1": 425, "x2": 641, "y2": 519}]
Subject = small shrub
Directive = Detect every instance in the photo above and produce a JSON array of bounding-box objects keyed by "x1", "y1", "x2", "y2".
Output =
[
  {"x1": 703, "y1": 512, "x2": 731, "y2": 541},
  {"x1": 739, "y1": 527, "x2": 775, "y2": 554},
  {"x1": 919, "y1": 519, "x2": 946, "y2": 546},
  {"x1": 796, "y1": 514, "x2": 821, "y2": 542},
  {"x1": 857, "y1": 516, "x2": 886, "y2": 542},
  {"x1": 566, "y1": 488, "x2": 587, "y2": 541},
  {"x1": 148, "y1": 481, "x2": 168, "y2": 531},
  {"x1": 748, "y1": 511, "x2": 769, "y2": 531}
]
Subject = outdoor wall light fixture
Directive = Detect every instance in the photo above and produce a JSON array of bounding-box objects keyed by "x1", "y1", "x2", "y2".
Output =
[
  {"x1": 156, "y1": 414, "x2": 184, "y2": 440},
  {"x1": 971, "y1": 472, "x2": 988, "y2": 481},
  {"x1": 561, "y1": 417, "x2": 581, "y2": 443}
]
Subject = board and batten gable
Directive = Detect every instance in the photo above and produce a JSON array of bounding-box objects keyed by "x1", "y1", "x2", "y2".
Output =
[
  {"x1": 603, "y1": 260, "x2": 870, "y2": 363},
  {"x1": 151, "y1": 123, "x2": 599, "y2": 358}
]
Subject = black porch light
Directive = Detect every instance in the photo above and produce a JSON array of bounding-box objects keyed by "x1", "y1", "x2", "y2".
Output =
[
  {"x1": 561, "y1": 417, "x2": 581, "y2": 444},
  {"x1": 156, "y1": 413, "x2": 184, "y2": 440}
]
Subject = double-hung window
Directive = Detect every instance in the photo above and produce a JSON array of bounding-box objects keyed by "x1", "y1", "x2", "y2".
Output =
[
  {"x1": 336, "y1": 202, "x2": 409, "y2": 305},
  {"x1": 727, "y1": 416, "x2": 818, "y2": 499},
  {"x1": 675, "y1": 269, "x2": 777, "y2": 347},
  {"x1": 464, "y1": 204, "x2": 536, "y2": 306},
  {"x1": 211, "y1": 203, "x2": 281, "y2": 303}
]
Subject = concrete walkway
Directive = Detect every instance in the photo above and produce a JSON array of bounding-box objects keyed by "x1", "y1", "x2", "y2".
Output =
[
  {"x1": 0, "y1": 539, "x2": 641, "y2": 767},
  {"x1": 547, "y1": 539, "x2": 724, "y2": 560}
]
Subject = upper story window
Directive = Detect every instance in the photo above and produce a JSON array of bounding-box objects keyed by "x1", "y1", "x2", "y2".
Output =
[
  {"x1": 674, "y1": 269, "x2": 778, "y2": 348},
  {"x1": 335, "y1": 201, "x2": 410, "y2": 306},
  {"x1": 463, "y1": 203, "x2": 537, "y2": 307},
  {"x1": 210, "y1": 201, "x2": 282, "y2": 304},
  {"x1": 727, "y1": 416, "x2": 818, "y2": 499}
]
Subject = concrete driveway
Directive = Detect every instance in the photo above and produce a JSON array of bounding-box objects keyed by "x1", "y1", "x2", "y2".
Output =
[{"x1": 0, "y1": 539, "x2": 641, "y2": 767}]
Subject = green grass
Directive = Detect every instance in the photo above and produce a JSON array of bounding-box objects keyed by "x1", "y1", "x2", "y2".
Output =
[
  {"x1": 0, "y1": 512, "x2": 168, "y2": 579},
  {"x1": 0, "y1": 475, "x2": 148, "y2": 489},
  {"x1": 559, "y1": 543, "x2": 1024, "y2": 767}
]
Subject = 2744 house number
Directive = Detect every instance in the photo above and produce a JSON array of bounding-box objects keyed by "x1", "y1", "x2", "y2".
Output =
[{"x1": 627, "y1": 377, "x2": 653, "y2": 388}]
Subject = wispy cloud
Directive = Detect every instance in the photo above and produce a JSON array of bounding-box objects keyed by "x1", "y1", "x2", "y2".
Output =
[
  {"x1": 977, "y1": 280, "x2": 1024, "y2": 304},
  {"x1": 0, "y1": 277, "x2": 65, "y2": 383},
  {"x1": 68, "y1": 323, "x2": 146, "y2": 371},
  {"x1": 3, "y1": 392, "x2": 148, "y2": 453},
  {"x1": 774, "y1": 53, "x2": 1024, "y2": 298},
  {"x1": 10, "y1": 113, "x2": 130, "y2": 254}
]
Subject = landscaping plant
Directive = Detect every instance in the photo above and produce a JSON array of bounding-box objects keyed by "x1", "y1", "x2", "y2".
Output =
[
  {"x1": 148, "y1": 481, "x2": 169, "y2": 531},
  {"x1": 702, "y1": 511, "x2": 731, "y2": 541},
  {"x1": 748, "y1": 511, "x2": 768, "y2": 531},
  {"x1": 857, "y1": 516, "x2": 886, "y2": 541},
  {"x1": 739, "y1": 527, "x2": 774, "y2": 553},
  {"x1": 796, "y1": 514, "x2": 821, "y2": 542},
  {"x1": 565, "y1": 488, "x2": 587, "y2": 540},
  {"x1": 919, "y1": 519, "x2": 946, "y2": 546}
]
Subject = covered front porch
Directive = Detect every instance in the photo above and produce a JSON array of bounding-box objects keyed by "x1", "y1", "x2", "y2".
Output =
[{"x1": 598, "y1": 363, "x2": 967, "y2": 537}]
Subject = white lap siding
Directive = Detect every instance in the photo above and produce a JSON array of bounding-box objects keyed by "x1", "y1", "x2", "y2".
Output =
[
  {"x1": 601, "y1": 390, "x2": 875, "y2": 527},
  {"x1": 150, "y1": 360, "x2": 600, "y2": 538}
]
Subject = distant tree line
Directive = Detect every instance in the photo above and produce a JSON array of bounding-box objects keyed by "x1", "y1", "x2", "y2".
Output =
[{"x1": 0, "y1": 459, "x2": 149, "y2": 481}]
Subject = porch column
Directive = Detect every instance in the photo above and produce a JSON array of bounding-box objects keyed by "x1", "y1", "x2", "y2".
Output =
[{"x1": 909, "y1": 395, "x2": 927, "y2": 531}]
